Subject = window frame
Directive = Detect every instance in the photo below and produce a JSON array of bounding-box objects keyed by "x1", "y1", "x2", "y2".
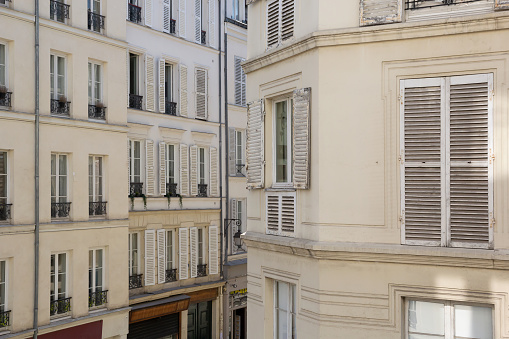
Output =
[
  {"x1": 88, "y1": 155, "x2": 104, "y2": 203},
  {"x1": 129, "y1": 139, "x2": 143, "y2": 185},
  {"x1": 0, "y1": 260, "x2": 7, "y2": 314},
  {"x1": 274, "y1": 280, "x2": 296, "y2": 339},
  {"x1": 50, "y1": 53, "x2": 67, "y2": 102},
  {"x1": 50, "y1": 252, "x2": 69, "y2": 302},
  {"x1": 51, "y1": 153, "x2": 68, "y2": 204},
  {"x1": 197, "y1": 227, "x2": 205, "y2": 265},
  {"x1": 88, "y1": 248, "x2": 104, "y2": 295},
  {"x1": 272, "y1": 98, "x2": 293, "y2": 188},
  {"x1": 198, "y1": 146, "x2": 208, "y2": 186},
  {"x1": 88, "y1": 61, "x2": 103, "y2": 105},
  {"x1": 129, "y1": 53, "x2": 140, "y2": 97},
  {"x1": 166, "y1": 229, "x2": 175, "y2": 270},
  {"x1": 164, "y1": 63, "x2": 175, "y2": 104},
  {"x1": 166, "y1": 144, "x2": 179, "y2": 187},
  {"x1": 0, "y1": 42, "x2": 7, "y2": 88},
  {"x1": 128, "y1": 232, "x2": 139, "y2": 276},
  {"x1": 0, "y1": 151, "x2": 8, "y2": 205},
  {"x1": 235, "y1": 129, "x2": 245, "y2": 173}
]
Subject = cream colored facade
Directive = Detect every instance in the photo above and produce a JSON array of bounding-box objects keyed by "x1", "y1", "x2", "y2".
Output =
[{"x1": 244, "y1": 0, "x2": 509, "y2": 338}]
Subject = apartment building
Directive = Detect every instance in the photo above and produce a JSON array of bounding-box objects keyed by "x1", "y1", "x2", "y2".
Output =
[
  {"x1": 0, "y1": 0, "x2": 129, "y2": 338},
  {"x1": 244, "y1": 0, "x2": 509, "y2": 338}
]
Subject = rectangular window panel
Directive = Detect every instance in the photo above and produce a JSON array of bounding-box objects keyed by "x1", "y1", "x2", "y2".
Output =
[
  {"x1": 198, "y1": 228, "x2": 204, "y2": 265},
  {"x1": 199, "y1": 148, "x2": 205, "y2": 184},
  {"x1": 167, "y1": 145, "x2": 175, "y2": 184},
  {"x1": 275, "y1": 100, "x2": 291, "y2": 183},
  {"x1": 89, "y1": 249, "x2": 104, "y2": 294},
  {"x1": 0, "y1": 152, "x2": 7, "y2": 204},
  {"x1": 166, "y1": 230, "x2": 174, "y2": 269},
  {"x1": 129, "y1": 233, "x2": 139, "y2": 275},
  {"x1": 51, "y1": 154, "x2": 67, "y2": 203},
  {"x1": 165, "y1": 64, "x2": 173, "y2": 102},
  {"x1": 454, "y1": 304, "x2": 492, "y2": 339},
  {"x1": 129, "y1": 54, "x2": 138, "y2": 95},
  {"x1": 0, "y1": 44, "x2": 5, "y2": 87},
  {"x1": 50, "y1": 253, "x2": 67, "y2": 301},
  {"x1": 0, "y1": 261, "x2": 5, "y2": 312},
  {"x1": 130, "y1": 140, "x2": 142, "y2": 183},
  {"x1": 275, "y1": 281, "x2": 295, "y2": 339}
]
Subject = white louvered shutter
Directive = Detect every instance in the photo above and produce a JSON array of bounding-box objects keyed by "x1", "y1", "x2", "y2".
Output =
[
  {"x1": 246, "y1": 99, "x2": 264, "y2": 188},
  {"x1": 209, "y1": 147, "x2": 218, "y2": 196},
  {"x1": 266, "y1": 195, "x2": 279, "y2": 233},
  {"x1": 360, "y1": 0, "x2": 402, "y2": 26},
  {"x1": 195, "y1": 68, "x2": 207, "y2": 120},
  {"x1": 179, "y1": 0, "x2": 186, "y2": 37},
  {"x1": 179, "y1": 64, "x2": 188, "y2": 117},
  {"x1": 267, "y1": 0, "x2": 279, "y2": 48},
  {"x1": 266, "y1": 193, "x2": 295, "y2": 235},
  {"x1": 145, "y1": 55, "x2": 155, "y2": 112},
  {"x1": 229, "y1": 127, "x2": 236, "y2": 176},
  {"x1": 159, "y1": 58, "x2": 166, "y2": 113},
  {"x1": 127, "y1": 139, "x2": 131, "y2": 190},
  {"x1": 190, "y1": 227, "x2": 198, "y2": 278},
  {"x1": 281, "y1": 0, "x2": 294, "y2": 42},
  {"x1": 163, "y1": 0, "x2": 171, "y2": 33},
  {"x1": 231, "y1": 198, "x2": 238, "y2": 231},
  {"x1": 146, "y1": 140, "x2": 155, "y2": 196},
  {"x1": 234, "y1": 57, "x2": 242, "y2": 105},
  {"x1": 281, "y1": 195, "x2": 296, "y2": 233},
  {"x1": 208, "y1": 0, "x2": 216, "y2": 48},
  {"x1": 190, "y1": 145, "x2": 198, "y2": 195},
  {"x1": 241, "y1": 60, "x2": 246, "y2": 106},
  {"x1": 144, "y1": 230, "x2": 156, "y2": 286},
  {"x1": 159, "y1": 141, "x2": 167, "y2": 196},
  {"x1": 145, "y1": 0, "x2": 153, "y2": 27},
  {"x1": 180, "y1": 144, "x2": 189, "y2": 196},
  {"x1": 293, "y1": 88, "x2": 311, "y2": 189},
  {"x1": 194, "y1": 0, "x2": 202, "y2": 43},
  {"x1": 157, "y1": 229, "x2": 166, "y2": 284},
  {"x1": 208, "y1": 226, "x2": 218, "y2": 275},
  {"x1": 178, "y1": 228, "x2": 189, "y2": 280}
]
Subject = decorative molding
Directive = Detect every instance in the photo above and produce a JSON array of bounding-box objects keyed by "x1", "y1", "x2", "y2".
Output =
[
  {"x1": 127, "y1": 122, "x2": 153, "y2": 139},
  {"x1": 191, "y1": 130, "x2": 216, "y2": 145},
  {"x1": 158, "y1": 126, "x2": 186, "y2": 143}
]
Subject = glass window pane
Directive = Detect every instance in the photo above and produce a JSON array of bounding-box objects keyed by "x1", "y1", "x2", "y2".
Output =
[
  {"x1": 277, "y1": 281, "x2": 289, "y2": 312},
  {"x1": 454, "y1": 305, "x2": 492, "y2": 339},
  {"x1": 88, "y1": 63, "x2": 93, "y2": 103},
  {"x1": 275, "y1": 101, "x2": 288, "y2": 183},
  {"x1": 277, "y1": 310, "x2": 288, "y2": 339},
  {"x1": 408, "y1": 300, "x2": 445, "y2": 335}
]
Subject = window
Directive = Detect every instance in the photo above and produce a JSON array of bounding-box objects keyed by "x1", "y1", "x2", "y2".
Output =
[
  {"x1": 234, "y1": 56, "x2": 246, "y2": 106},
  {"x1": 50, "y1": 0, "x2": 70, "y2": 23},
  {"x1": 165, "y1": 144, "x2": 179, "y2": 196},
  {"x1": 163, "y1": 0, "x2": 177, "y2": 34},
  {"x1": 0, "y1": 151, "x2": 7, "y2": 207},
  {"x1": 400, "y1": 74, "x2": 493, "y2": 248},
  {"x1": 129, "y1": 53, "x2": 143, "y2": 109},
  {"x1": 89, "y1": 156, "x2": 106, "y2": 216},
  {"x1": 129, "y1": 140, "x2": 143, "y2": 195},
  {"x1": 199, "y1": 147, "x2": 206, "y2": 185},
  {"x1": 232, "y1": 0, "x2": 240, "y2": 20},
  {"x1": 88, "y1": 249, "x2": 105, "y2": 307},
  {"x1": 163, "y1": 63, "x2": 177, "y2": 115},
  {"x1": 50, "y1": 54, "x2": 69, "y2": 115},
  {"x1": 0, "y1": 43, "x2": 6, "y2": 87},
  {"x1": 50, "y1": 253, "x2": 70, "y2": 316},
  {"x1": 231, "y1": 198, "x2": 246, "y2": 253},
  {"x1": 274, "y1": 281, "x2": 296, "y2": 339},
  {"x1": 406, "y1": 299, "x2": 493, "y2": 339},
  {"x1": 88, "y1": 0, "x2": 105, "y2": 33},
  {"x1": 195, "y1": 68, "x2": 208, "y2": 119},
  {"x1": 129, "y1": 233, "x2": 139, "y2": 276},
  {"x1": 51, "y1": 154, "x2": 70, "y2": 219},
  {"x1": 274, "y1": 99, "x2": 292, "y2": 185},
  {"x1": 267, "y1": 0, "x2": 294, "y2": 49},
  {"x1": 198, "y1": 228, "x2": 204, "y2": 265},
  {"x1": 128, "y1": 0, "x2": 143, "y2": 23},
  {"x1": 166, "y1": 230, "x2": 175, "y2": 270},
  {"x1": 0, "y1": 260, "x2": 6, "y2": 313},
  {"x1": 236, "y1": 130, "x2": 244, "y2": 175},
  {"x1": 88, "y1": 62, "x2": 102, "y2": 105}
]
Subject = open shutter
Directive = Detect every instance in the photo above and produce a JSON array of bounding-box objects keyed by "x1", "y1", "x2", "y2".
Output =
[
  {"x1": 145, "y1": 0, "x2": 153, "y2": 26},
  {"x1": 157, "y1": 229, "x2": 166, "y2": 284},
  {"x1": 241, "y1": 60, "x2": 246, "y2": 106},
  {"x1": 208, "y1": 226, "x2": 218, "y2": 275},
  {"x1": 145, "y1": 55, "x2": 155, "y2": 112},
  {"x1": 208, "y1": 0, "x2": 216, "y2": 48},
  {"x1": 281, "y1": 0, "x2": 294, "y2": 41},
  {"x1": 146, "y1": 140, "x2": 155, "y2": 196},
  {"x1": 159, "y1": 58, "x2": 166, "y2": 113},
  {"x1": 180, "y1": 144, "x2": 189, "y2": 196},
  {"x1": 163, "y1": 0, "x2": 171, "y2": 33},
  {"x1": 267, "y1": 0, "x2": 279, "y2": 48},
  {"x1": 178, "y1": 228, "x2": 189, "y2": 280},
  {"x1": 126, "y1": 0, "x2": 129, "y2": 20},
  {"x1": 190, "y1": 227, "x2": 198, "y2": 278},
  {"x1": 127, "y1": 139, "x2": 131, "y2": 190},
  {"x1": 145, "y1": 230, "x2": 156, "y2": 286},
  {"x1": 190, "y1": 145, "x2": 198, "y2": 195},
  {"x1": 495, "y1": 0, "x2": 509, "y2": 10},
  {"x1": 246, "y1": 99, "x2": 264, "y2": 188},
  {"x1": 292, "y1": 88, "x2": 311, "y2": 189},
  {"x1": 195, "y1": 68, "x2": 207, "y2": 120},
  {"x1": 159, "y1": 141, "x2": 167, "y2": 196},
  {"x1": 209, "y1": 147, "x2": 218, "y2": 196},
  {"x1": 360, "y1": 0, "x2": 402, "y2": 26},
  {"x1": 229, "y1": 127, "x2": 236, "y2": 176},
  {"x1": 231, "y1": 198, "x2": 238, "y2": 231},
  {"x1": 179, "y1": 0, "x2": 187, "y2": 37},
  {"x1": 194, "y1": 0, "x2": 202, "y2": 43},
  {"x1": 234, "y1": 57, "x2": 242, "y2": 105},
  {"x1": 179, "y1": 64, "x2": 188, "y2": 117}
]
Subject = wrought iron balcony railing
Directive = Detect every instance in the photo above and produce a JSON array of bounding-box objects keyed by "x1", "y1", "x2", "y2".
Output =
[
  {"x1": 197, "y1": 184, "x2": 208, "y2": 197},
  {"x1": 88, "y1": 11, "x2": 105, "y2": 33},
  {"x1": 197, "y1": 264, "x2": 207, "y2": 277},
  {"x1": 170, "y1": 19, "x2": 176, "y2": 33},
  {"x1": 88, "y1": 104, "x2": 106, "y2": 120},
  {"x1": 130, "y1": 182, "x2": 143, "y2": 196},
  {"x1": 51, "y1": 99, "x2": 71, "y2": 116},
  {"x1": 128, "y1": 3, "x2": 142, "y2": 23},
  {"x1": 129, "y1": 274, "x2": 143, "y2": 289},
  {"x1": 165, "y1": 268, "x2": 177, "y2": 282},
  {"x1": 236, "y1": 164, "x2": 245, "y2": 176},
  {"x1": 88, "y1": 290, "x2": 108, "y2": 308},
  {"x1": 0, "y1": 92, "x2": 12, "y2": 107},
  {"x1": 51, "y1": 202, "x2": 71, "y2": 218},
  {"x1": 129, "y1": 93, "x2": 143, "y2": 110},
  {"x1": 166, "y1": 183, "x2": 178, "y2": 197},
  {"x1": 405, "y1": 0, "x2": 482, "y2": 9},
  {"x1": 0, "y1": 310, "x2": 10, "y2": 328},
  {"x1": 89, "y1": 201, "x2": 107, "y2": 216},
  {"x1": 50, "y1": 297, "x2": 71, "y2": 316},
  {"x1": 0, "y1": 203, "x2": 12, "y2": 221},
  {"x1": 0, "y1": 0, "x2": 12, "y2": 4},
  {"x1": 201, "y1": 30, "x2": 207, "y2": 45},
  {"x1": 50, "y1": 0, "x2": 70, "y2": 23},
  {"x1": 165, "y1": 101, "x2": 177, "y2": 115}
]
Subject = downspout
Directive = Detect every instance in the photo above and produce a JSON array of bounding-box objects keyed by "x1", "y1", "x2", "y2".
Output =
[
  {"x1": 33, "y1": 0, "x2": 40, "y2": 338},
  {"x1": 218, "y1": 0, "x2": 224, "y2": 281}
]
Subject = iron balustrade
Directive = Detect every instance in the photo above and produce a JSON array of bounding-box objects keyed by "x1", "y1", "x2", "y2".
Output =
[
  {"x1": 50, "y1": 297, "x2": 72, "y2": 316},
  {"x1": 128, "y1": 3, "x2": 142, "y2": 23},
  {"x1": 0, "y1": 0, "x2": 12, "y2": 3},
  {"x1": 130, "y1": 182, "x2": 143, "y2": 196},
  {"x1": 88, "y1": 11, "x2": 105, "y2": 33},
  {"x1": 51, "y1": 202, "x2": 71, "y2": 218},
  {"x1": 165, "y1": 101, "x2": 177, "y2": 115},
  {"x1": 88, "y1": 104, "x2": 106, "y2": 120},
  {"x1": 50, "y1": 0, "x2": 70, "y2": 23},
  {"x1": 165, "y1": 268, "x2": 177, "y2": 282},
  {"x1": 197, "y1": 264, "x2": 207, "y2": 277},
  {"x1": 405, "y1": 0, "x2": 482, "y2": 9},
  {"x1": 236, "y1": 164, "x2": 246, "y2": 176},
  {"x1": 0, "y1": 92, "x2": 12, "y2": 107},
  {"x1": 129, "y1": 274, "x2": 143, "y2": 289},
  {"x1": 89, "y1": 201, "x2": 107, "y2": 216},
  {"x1": 0, "y1": 204, "x2": 11, "y2": 221},
  {"x1": 201, "y1": 30, "x2": 207, "y2": 44},
  {"x1": 166, "y1": 183, "x2": 178, "y2": 197},
  {"x1": 0, "y1": 310, "x2": 10, "y2": 328},
  {"x1": 88, "y1": 290, "x2": 108, "y2": 308},
  {"x1": 51, "y1": 99, "x2": 71, "y2": 116},
  {"x1": 129, "y1": 94, "x2": 143, "y2": 110},
  {"x1": 170, "y1": 19, "x2": 176, "y2": 33},
  {"x1": 198, "y1": 184, "x2": 208, "y2": 197}
]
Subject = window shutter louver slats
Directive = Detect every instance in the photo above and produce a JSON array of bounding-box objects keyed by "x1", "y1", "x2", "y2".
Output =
[
  {"x1": 281, "y1": 195, "x2": 295, "y2": 232},
  {"x1": 208, "y1": 226, "x2": 218, "y2": 275},
  {"x1": 157, "y1": 229, "x2": 166, "y2": 284},
  {"x1": 146, "y1": 140, "x2": 155, "y2": 196},
  {"x1": 179, "y1": 64, "x2": 188, "y2": 117},
  {"x1": 231, "y1": 198, "x2": 238, "y2": 230},
  {"x1": 229, "y1": 127, "x2": 236, "y2": 176},
  {"x1": 359, "y1": 0, "x2": 402, "y2": 26},
  {"x1": 190, "y1": 145, "x2": 198, "y2": 195},
  {"x1": 145, "y1": 230, "x2": 156, "y2": 286},
  {"x1": 266, "y1": 193, "x2": 295, "y2": 235},
  {"x1": 281, "y1": 0, "x2": 294, "y2": 41},
  {"x1": 195, "y1": 0, "x2": 202, "y2": 43},
  {"x1": 178, "y1": 228, "x2": 189, "y2": 280},
  {"x1": 146, "y1": 55, "x2": 155, "y2": 112},
  {"x1": 180, "y1": 144, "x2": 189, "y2": 196},
  {"x1": 145, "y1": 0, "x2": 153, "y2": 27},
  {"x1": 292, "y1": 88, "x2": 311, "y2": 189},
  {"x1": 266, "y1": 195, "x2": 279, "y2": 232},
  {"x1": 495, "y1": 0, "x2": 509, "y2": 10},
  {"x1": 208, "y1": 0, "x2": 216, "y2": 48},
  {"x1": 210, "y1": 147, "x2": 218, "y2": 196},
  {"x1": 195, "y1": 69, "x2": 207, "y2": 120},
  {"x1": 163, "y1": 0, "x2": 171, "y2": 33},
  {"x1": 190, "y1": 227, "x2": 198, "y2": 278},
  {"x1": 246, "y1": 99, "x2": 264, "y2": 189},
  {"x1": 241, "y1": 60, "x2": 246, "y2": 106},
  {"x1": 159, "y1": 142, "x2": 166, "y2": 196},
  {"x1": 234, "y1": 57, "x2": 242, "y2": 105},
  {"x1": 159, "y1": 59, "x2": 166, "y2": 113},
  {"x1": 267, "y1": 0, "x2": 279, "y2": 48},
  {"x1": 179, "y1": 0, "x2": 186, "y2": 37}
]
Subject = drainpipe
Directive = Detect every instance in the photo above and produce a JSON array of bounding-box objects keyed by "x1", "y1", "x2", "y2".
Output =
[
  {"x1": 218, "y1": 0, "x2": 224, "y2": 282},
  {"x1": 33, "y1": 0, "x2": 40, "y2": 338}
]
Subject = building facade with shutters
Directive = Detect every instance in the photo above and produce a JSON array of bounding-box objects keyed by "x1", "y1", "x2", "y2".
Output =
[{"x1": 244, "y1": 0, "x2": 509, "y2": 338}]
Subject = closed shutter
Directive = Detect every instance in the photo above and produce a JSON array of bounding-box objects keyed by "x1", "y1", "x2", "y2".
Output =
[
  {"x1": 266, "y1": 193, "x2": 296, "y2": 235},
  {"x1": 146, "y1": 140, "x2": 155, "y2": 196},
  {"x1": 209, "y1": 147, "x2": 218, "y2": 196},
  {"x1": 190, "y1": 145, "x2": 198, "y2": 195},
  {"x1": 163, "y1": 0, "x2": 171, "y2": 33},
  {"x1": 190, "y1": 227, "x2": 198, "y2": 278},
  {"x1": 157, "y1": 229, "x2": 166, "y2": 284},
  {"x1": 266, "y1": 195, "x2": 279, "y2": 232},
  {"x1": 230, "y1": 198, "x2": 238, "y2": 232},
  {"x1": 159, "y1": 141, "x2": 167, "y2": 196},
  {"x1": 146, "y1": 55, "x2": 155, "y2": 112},
  {"x1": 281, "y1": 0, "x2": 294, "y2": 41},
  {"x1": 194, "y1": 0, "x2": 202, "y2": 43},
  {"x1": 208, "y1": 226, "x2": 218, "y2": 275},
  {"x1": 229, "y1": 127, "x2": 236, "y2": 176},
  {"x1": 179, "y1": 64, "x2": 188, "y2": 117},
  {"x1": 179, "y1": 0, "x2": 187, "y2": 37},
  {"x1": 246, "y1": 99, "x2": 264, "y2": 189},
  {"x1": 145, "y1": 230, "x2": 156, "y2": 286},
  {"x1": 267, "y1": 0, "x2": 279, "y2": 48},
  {"x1": 180, "y1": 144, "x2": 189, "y2": 196},
  {"x1": 178, "y1": 228, "x2": 189, "y2": 280},
  {"x1": 195, "y1": 68, "x2": 207, "y2": 120},
  {"x1": 360, "y1": 0, "x2": 402, "y2": 26},
  {"x1": 145, "y1": 0, "x2": 153, "y2": 27},
  {"x1": 159, "y1": 58, "x2": 166, "y2": 113},
  {"x1": 292, "y1": 88, "x2": 311, "y2": 189},
  {"x1": 281, "y1": 195, "x2": 296, "y2": 233},
  {"x1": 495, "y1": 0, "x2": 509, "y2": 10},
  {"x1": 208, "y1": 0, "x2": 216, "y2": 48}
]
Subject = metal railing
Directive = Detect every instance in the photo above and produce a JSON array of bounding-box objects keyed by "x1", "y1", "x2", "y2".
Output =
[
  {"x1": 50, "y1": 297, "x2": 72, "y2": 316},
  {"x1": 166, "y1": 183, "x2": 178, "y2": 197},
  {"x1": 50, "y1": 0, "x2": 70, "y2": 23},
  {"x1": 0, "y1": 203, "x2": 12, "y2": 221},
  {"x1": 128, "y1": 3, "x2": 142, "y2": 23},
  {"x1": 51, "y1": 99, "x2": 71, "y2": 116},
  {"x1": 405, "y1": 0, "x2": 482, "y2": 9},
  {"x1": 197, "y1": 264, "x2": 207, "y2": 277},
  {"x1": 170, "y1": 19, "x2": 176, "y2": 33},
  {"x1": 88, "y1": 290, "x2": 108, "y2": 308},
  {"x1": 0, "y1": 0, "x2": 12, "y2": 4},
  {"x1": 201, "y1": 30, "x2": 207, "y2": 44},
  {"x1": 235, "y1": 164, "x2": 245, "y2": 176},
  {"x1": 0, "y1": 310, "x2": 10, "y2": 328},
  {"x1": 89, "y1": 201, "x2": 107, "y2": 216},
  {"x1": 129, "y1": 93, "x2": 143, "y2": 110},
  {"x1": 165, "y1": 101, "x2": 177, "y2": 115},
  {"x1": 88, "y1": 10, "x2": 105, "y2": 33},
  {"x1": 198, "y1": 184, "x2": 208, "y2": 197},
  {"x1": 130, "y1": 182, "x2": 143, "y2": 196},
  {"x1": 129, "y1": 274, "x2": 143, "y2": 289},
  {"x1": 0, "y1": 92, "x2": 12, "y2": 107},
  {"x1": 165, "y1": 268, "x2": 177, "y2": 282},
  {"x1": 88, "y1": 104, "x2": 106, "y2": 120},
  {"x1": 51, "y1": 202, "x2": 71, "y2": 218}
]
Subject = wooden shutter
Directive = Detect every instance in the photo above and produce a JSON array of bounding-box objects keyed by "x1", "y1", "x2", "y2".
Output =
[
  {"x1": 190, "y1": 145, "x2": 198, "y2": 195},
  {"x1": 267, "y1": 0, "x2": 279, "y2": 48},
  {"x1": 178, "y1": 228, "x2": 189, "y2": 280},
  {"x1": 246, "y1": 99, "x2": 264, "y2": 188},
  {"x1": 159, "y1": 58, "x2": 166, "y2": 113},
  {"x1": 208, "y1": 0, "x2": 216, "y2": 48},
  {"x1": 208, "y1": 226, "x2": 218, "y2": 275},
  {"x1": 281, "y1": 0, "x2": 294, "y2": 41},
  {"x1": 293, "y1": 88, "x2": 311, "y2": 189},
  {"x1": 266, "y1": 195, "x2": 279, "y2": 233},
  {"x1": 229, "y1": 127, "x2": 236, "y2": 176},
  {"x1": 157, "y1": 229, "x2": 166, "y2": 284},
  {"x1": 266, "y1": 193, "x2": 296, "y2": 235},
  {"x1": 180, "y1": 144, "x2": 189, "y2": 196},
  {"x1": 179, "y1": 64, "x2": 188, "y2": 117},
  {"x1": 495, "y1": 0, "x2": 509, "y2": 10},
  {"x1": 209, "y1": 147, "x2": 218, "y2": 196},
  {"x1": 159, "y1": 141, "x2": 167, "y2": 196},
  {"x1": 179, "y1": 0, "x2": 187, "y2": 37},
  {"x1": 145, "y1": 0, "x2": 153, "y2": 27},
  {"x1": 195, "y1": 68, "x2": 207, "y2": 120},
  {"x1": 190, "y1": 227, "x2": 198, "y2": 278},
  {"x1": 145, "y1": 230, "x2": 156, "y2": 286},
  {"x1": 231, "y1": 198, "x2": 238, "y2": 231},
  {"x1": 360, "y1": 0, "x2": 402, "y2": 26},
  {"x1": 163, "y1": 0, "x2": 171, "y2": 33},
  {"x1": 234, "y1": 57, "x2": 242, "y2": 105},
  {"x1": 194, "y1": 0, "x2": 202, "y2": 43},
  {"x1": 281, "y1": 195, "x2": 296, "y2": 233},
  {"x1": 241, "y1": 60, "x2": 246, "y2": 106},
  {"x1": 146, "y1": 140, "x2": 155, "y2": 196},
  {"x1": 145, "y1": 54, "x2": 155, "y2": 112}
]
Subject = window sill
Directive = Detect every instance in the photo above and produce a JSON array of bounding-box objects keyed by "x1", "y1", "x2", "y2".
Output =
[{"x1": 265, "y1": 186, "x2": 295, "y2": 192}]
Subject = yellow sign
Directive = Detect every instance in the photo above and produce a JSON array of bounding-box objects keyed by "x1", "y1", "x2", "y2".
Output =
[{"x1": 230, "y1": 288, "x2": 247, "y2": 295}]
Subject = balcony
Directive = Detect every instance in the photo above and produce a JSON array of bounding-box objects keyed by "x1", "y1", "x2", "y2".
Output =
[
  {"x1": 165, "y1": 268, "x2": 177, "y2": 282},
  {"x1": 129, "y1": 94, "x2": 143, "y2": 110},
  {"x1": 89, "y1": 201, "x2": 107, "y2": 216},
  {"x1": 166, "y1": 183, "x2": 178, "y2": 197},
  {"x1": 198, "y1": 184, "x2": 207, "y2": 197},
  {"x1": 51, "y1": 98, "x2": 71, "y2": 116},
  {"x1": 50, "y1": 297, "x2": 71, "y2": 316},
  {"x1": 170, "y1": 19, "x2": 176, "y2": 34},
  {"x1": 0, "y1": 310, "x2": 10, "y2": 328},
  {"x1": 197, "y1": 264, "x2": 207, "y2": 277},
  {"x1": 165, "y1": 101, "x2": 177, "y2": 116},
  {"x1": 0, "y1": 203, "x2": 11, "y2": 221},
  {"x1": 130, "y1": 182, "x2": 143, "y2": 196},
  {"x1": 201, "y1": 30, "x2": 207, "y2": 45},
  {"x1": 128, "y1": 3, "x2": 142, "y2": 23},
  {"x1": 405, "y1": 0, "x2": 482, "y2": 9},
  {"x1": 88, "y1": 10, "x2": 105, "y2": 33},
  {"x1": 129, "y1": 274, "x2": 143, "y2": 289},
  {"x1": 50, "y1": 0, "x2": 70, "y2": 23},
  {"x1": 235, "y1": 164, "x2": 245, "y2": 177},
  {"x1": 51, "y1": 202, "x2": 71, "y2": 218},
  {"x1": 0, "y1": 90, "x2": 12, "y2": 107},
  {"x1": 88, "y1": 290, "x2": 108, "y2": 308},
  {"x1": 0, "y1": 0, "x2": 12, "y2": 5},
  {"x1": 88, "y1": 104, "x2": 106, "y2": 120}
]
